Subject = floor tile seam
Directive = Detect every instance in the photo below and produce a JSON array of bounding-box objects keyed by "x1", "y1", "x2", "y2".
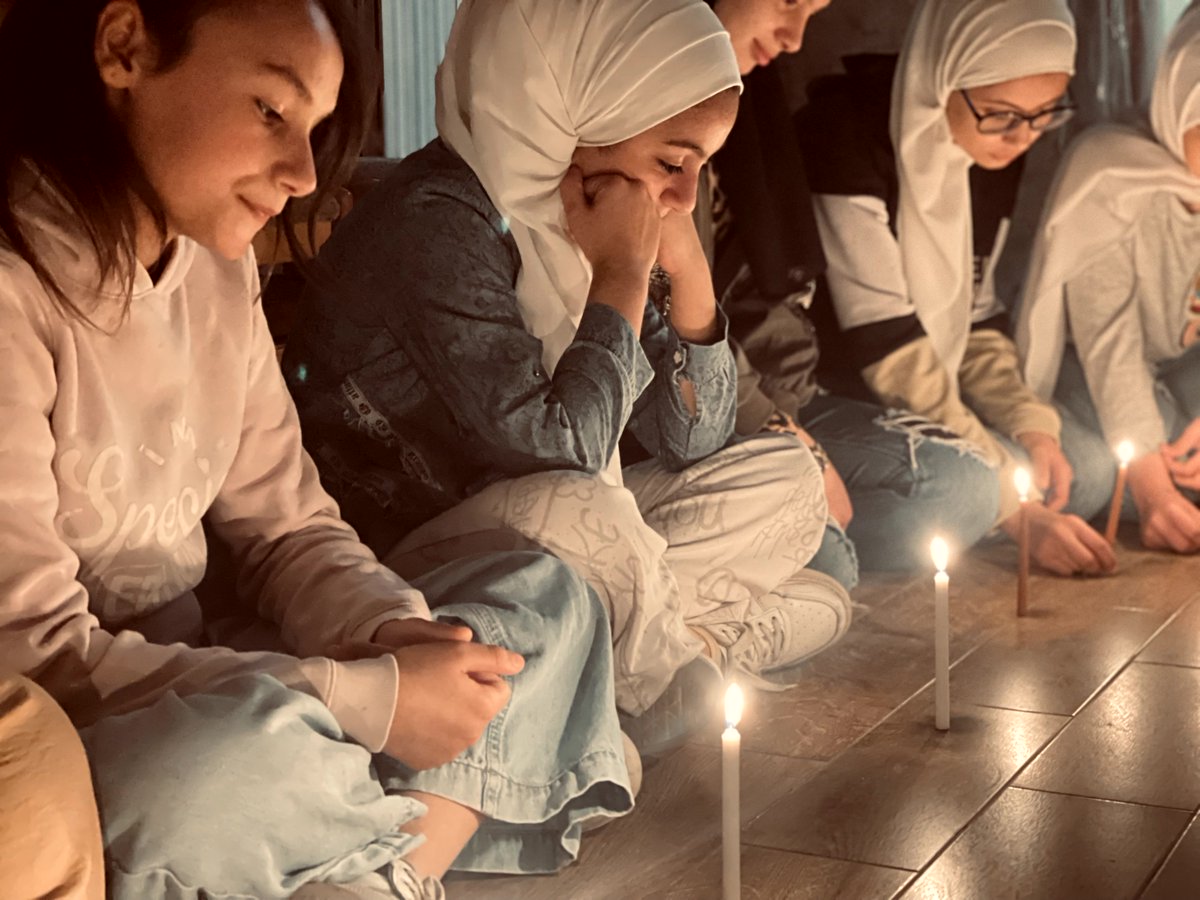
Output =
[
  {"x1": 1005, "y1": 599, "x2": 1200, "y2": 753},
  {"x1": 1135, "y1": 810, "x2": 1200, "y2": 899},
  {"x1": 1002, "y1": 784, "x2": 1199, "y2": 813},
  {"x1": 736, "y1": 839, "x2": 919, "y2": 876},
  {"x1": 824, "y1": 639, "x2": 993, "y2": 760},
  {"x1": 737, "y1": 835, "x2": 920, "y2": 874},
  {"x1": 899, "y1": 709, "x2": 1080, "y2": 879},
  {"x1": 900, "y1": 777, "x2": 1018, "y2": 883},
  {"x1": 1136, "y1": 658, "x2": 1200, "y2": 671}
]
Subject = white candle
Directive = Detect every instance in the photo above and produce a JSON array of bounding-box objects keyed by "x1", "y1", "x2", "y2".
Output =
[
  {"x1": 931, "y1": 537, "x2": 950, "y2": 731},
  {"x1": 1015, "y1": 467, "x2": 1031, "y2": 617},
  {"x1": 722, "y1": 683, "x2": 743, "y2": 900},
  {"x1": 1104, "y1": 440, "x2": 1135, "y2": 544}
]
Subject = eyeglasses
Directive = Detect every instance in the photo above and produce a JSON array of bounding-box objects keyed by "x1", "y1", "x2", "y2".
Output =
[{"x1": 960, "y1": 89, "x2": 1076, "y2": 135}]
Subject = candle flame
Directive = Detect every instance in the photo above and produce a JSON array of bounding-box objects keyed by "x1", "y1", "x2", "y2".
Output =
[
  {"x1": 724, "y1": 682, "x2": 744, "y2": 729},
  {"x1": 1013, "y1": 467, "x2": 1031, "y2": 502},
  {"x1": 931, "y1": 536, "x2": 949, "y2": 573},
  {"x1": 1117, "y1": 440, "x2": 1135, "y2": 466}
]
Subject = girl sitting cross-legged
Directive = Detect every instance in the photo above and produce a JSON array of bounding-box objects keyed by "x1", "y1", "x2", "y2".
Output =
[
  {"x1": 797, "y1": 0, "x2": 1118, "y2": 577},
  {"x1": 0, "y1": 1, "x2": 634, "y2": 898},
  {"x1": 284, "y1": 0, "x2": 852, "y2": 755},
  {"x1": 1019, "y1": 1, "x2": 1200, "y2": 556}
]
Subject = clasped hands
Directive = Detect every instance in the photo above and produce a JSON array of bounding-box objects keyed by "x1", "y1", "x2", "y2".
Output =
[{"x1": 332, "y1": 617, "x2": 524, "y2": 771}]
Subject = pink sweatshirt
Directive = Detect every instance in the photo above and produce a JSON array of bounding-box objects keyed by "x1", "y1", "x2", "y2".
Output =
[{"x1": 0, "y1": 173, "x2": 428, "y2": 750}]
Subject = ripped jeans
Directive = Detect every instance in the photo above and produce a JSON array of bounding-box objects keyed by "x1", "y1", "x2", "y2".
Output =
[{"x1": 799, "y1": 394, "x2": 1000, "y2": 587}]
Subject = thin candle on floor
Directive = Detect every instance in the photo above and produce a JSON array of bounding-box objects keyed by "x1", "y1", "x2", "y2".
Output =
[
  {"x1": 1015, "y1": 467, "x2": 1032, "y2": 617},
  {"x1": 1104, "y1": 441, "x2": 1135, "y2": 545},
  {"x1": 931, "y1": 537, "x2": 950, "y2": 731},
  {"x1": 722, "y1": 683, "x2": 743, "y2": 900}
]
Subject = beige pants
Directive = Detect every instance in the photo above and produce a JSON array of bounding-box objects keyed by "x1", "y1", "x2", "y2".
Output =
[
  {"x1": 0, "y1": 674, "x2": 104, "y2": 899},
  {"x1": 386, "y1": 434, "x2": 830, "y2": 716}
]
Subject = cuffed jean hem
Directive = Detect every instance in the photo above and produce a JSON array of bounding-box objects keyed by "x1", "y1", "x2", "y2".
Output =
[
  {"x1": 378, "y1": 551, "x2": 634, "y2": 875},
  {"x1": 396, "y1": 748, "x2": 632, "y2": 875}
]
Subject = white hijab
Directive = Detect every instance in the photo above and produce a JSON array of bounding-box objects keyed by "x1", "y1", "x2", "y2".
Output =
[
  {"x1": 892, "y1": 0, "x2": 1076, "y2": 384},
  {"x1": 1018, "y1": 2, "x2": 1200, "y2": 398},
  {"x1": 435, "y1": 0, "x2": 742, "y2": 375}
]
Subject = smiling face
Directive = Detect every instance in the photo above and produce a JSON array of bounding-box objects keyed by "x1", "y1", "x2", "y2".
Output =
[
  {"x1": 98, "y1": 0, "x2": 344, "y2": 262},
  {"x1": 569, "y1": 89, "x2": 740, "y2": 217},
  {"x1": 944, "y1": 71, "x2": 1072, "y2": 170},
  {"x1": 712, "y1": 0, "x2": 832, "y2": 75}
]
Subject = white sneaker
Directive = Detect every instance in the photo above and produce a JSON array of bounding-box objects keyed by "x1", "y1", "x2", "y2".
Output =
[
  {"x1": 707, "y1": 570, "x2": 852, "y2": 685},
  {"x1": 292, "y1": 858, "x2": 444, "y2": 900}
]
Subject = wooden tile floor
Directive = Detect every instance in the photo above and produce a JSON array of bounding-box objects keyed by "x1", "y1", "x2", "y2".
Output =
[{"x1": 448, "y1": 530, "x2": 1200, "y2": 899}]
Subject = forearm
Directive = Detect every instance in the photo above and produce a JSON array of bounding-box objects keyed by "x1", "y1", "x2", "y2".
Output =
[
  {"x1": 958, "y1": 329, "x2": 1062, "y2": 442},
  {"x1": 664, "y1": 267, "x2": 720, "y2": 344}
]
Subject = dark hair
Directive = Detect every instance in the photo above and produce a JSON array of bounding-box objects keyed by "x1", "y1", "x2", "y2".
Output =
[{"x1": 0, "y1": 0, "x2": 377, "y2": 325}]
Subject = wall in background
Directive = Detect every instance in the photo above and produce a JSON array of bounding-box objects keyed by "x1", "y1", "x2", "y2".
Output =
[
  {"x1": 381, "y1": 0, "x2": 457, "y2": 158},
  {"x1": 775, "y1": 0, "x2": 1191, "y2": 117}
]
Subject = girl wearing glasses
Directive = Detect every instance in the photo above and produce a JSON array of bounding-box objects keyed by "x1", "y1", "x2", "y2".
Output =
[
  {"x1": 704, "y1": 0, "x2": 1001, "y2": 589},
  {"x1": 797, "y1": 0, "x2": 1117, "y2": 577},
  {"x1": 1019, "y1": 3, "x2": 1200, "y2": 556}
]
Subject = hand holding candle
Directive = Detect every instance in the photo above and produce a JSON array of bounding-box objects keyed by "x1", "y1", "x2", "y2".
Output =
[
  {"x1": 931, "y1": 537, "x2": 950, "y2": 731},
  {"x1": 722, "y1": 683, "x2": 743, "y2": 900},
  {"x1": 1104, "y1": 441, "x2": 1135, "y2": 545},
  {"x1": 1015, "y1": 467, "x2": 1031, "y2": 617}
]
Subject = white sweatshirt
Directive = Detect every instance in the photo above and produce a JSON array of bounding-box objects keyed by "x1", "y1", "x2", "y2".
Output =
[
  {"x1": 0, "y1": 172, "x2": 430, "y2": 750},
  {"x1": 1064, "y1": 191, "x2": 1200, "y2": 453}
]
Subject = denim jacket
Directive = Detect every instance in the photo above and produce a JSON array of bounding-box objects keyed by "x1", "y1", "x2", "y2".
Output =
[{"x1": 284, "y1": 140, "x2": 736, "y2": 553}]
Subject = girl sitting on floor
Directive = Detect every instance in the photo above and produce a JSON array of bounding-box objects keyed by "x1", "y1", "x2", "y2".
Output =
[
  {"x1": 0, "y1": 1, "x2": 632, "y2": 898},
  {"x1": 1018, "y1": 1, "x2": 1200, "y2": 556},
  {"x1": 701, "y1": 0, "x2": 1000, "y2": 590},
  {"x1": 284, "y1": 0, "x2": 852, "y2": 753},
  {"x1": 796, "y1": 0, "x2": 1117, "y2": 576}
]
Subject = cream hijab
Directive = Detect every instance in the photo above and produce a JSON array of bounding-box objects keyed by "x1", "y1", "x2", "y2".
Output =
[
  {"x1": 435, "y1": 0, "x2": 742, "y2": 375},
  {"x1": 892, "y1": 0, "x2": 1076, "y2": 384},
  {"x1": 1018, "y1": 2, "x2": 1200, "y2": 398}
]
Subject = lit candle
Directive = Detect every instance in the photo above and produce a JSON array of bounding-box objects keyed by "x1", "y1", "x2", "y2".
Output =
[
  {"x1": 931, "y1": 537, "x2": 950, "y2": 731},
  {"x1": 1104, "y1": 441, "x2": 1135, "y2": 545},
  {"x1": 722, "y1": 683, "x2": 743, "y2": 900},
  {"x1": 1015, "y1": 467, "x2": 1031, "y2": 617}
]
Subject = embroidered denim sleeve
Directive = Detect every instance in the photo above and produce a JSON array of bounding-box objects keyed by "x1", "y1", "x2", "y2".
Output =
[
  {"x1": 630, "y1": 295, "x2": 737, "y2": 471},
  {"x1": 370, "y1": 169, "x2": 651, "y2": 479}
]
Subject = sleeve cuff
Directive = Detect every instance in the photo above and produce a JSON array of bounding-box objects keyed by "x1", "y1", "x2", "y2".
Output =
[
  {"x1": 672, "y1": 309, "x2": 732, "y2": 386},
  {"x1": 571, "y1": 304, "x2": 654, "y2": 397},
  {"x1": 348, "y1": 599, "x2": 433, "y2": 646},
  {"x1": 1006, "y1": 404, "x2": 1063, "y2": 445},
  {"x1": 325, "y1": 655, "x2": 400, "y2": 752}
]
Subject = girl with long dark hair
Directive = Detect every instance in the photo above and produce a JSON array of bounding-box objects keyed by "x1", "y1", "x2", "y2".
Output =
[{"x1": 0, "y1": 2, "x2": 630, "y2": 897}]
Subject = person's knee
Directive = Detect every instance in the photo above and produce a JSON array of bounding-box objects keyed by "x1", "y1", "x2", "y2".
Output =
[
  {"x1": 83, "y1": 675, "x2": 404, "y2": 895},
  {"x1": 914, "y1": 439, "x2": 1001, "y2": 538},
  {"x1": 807, "y1": 524, "x2": 860, "y2": 591},
  {"x1": 0, "y1": 675, "x2": 103, "y2": 900},
  {"x1": 1061, "y1": 437, "x2": 1118, "y2": 522},
  {"x1": 430, "y1": 550, "x2": 609, "y2": 652}
]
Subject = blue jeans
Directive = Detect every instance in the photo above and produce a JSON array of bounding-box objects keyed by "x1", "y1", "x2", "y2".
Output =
[
  {"x1": 799, "y1": 395, "x2": 1000, "y2": 587},
  {"x1": 1051, "y1": 344, "x2": 1200, "y2": 521},
  {"x1": 80, "y1": 552, "x2": 631, "y2": 900}
]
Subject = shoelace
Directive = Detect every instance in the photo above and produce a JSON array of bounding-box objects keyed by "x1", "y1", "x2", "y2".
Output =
[
  {"x1": 730, "y1": 607, "x2": 788, "y2": 671},
  {"x1": 385, "y1": 861, "x2": 445, "y2": 900},
  {"x1": 709, "y1": 612, "x2": 793, "y2": 693}
]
